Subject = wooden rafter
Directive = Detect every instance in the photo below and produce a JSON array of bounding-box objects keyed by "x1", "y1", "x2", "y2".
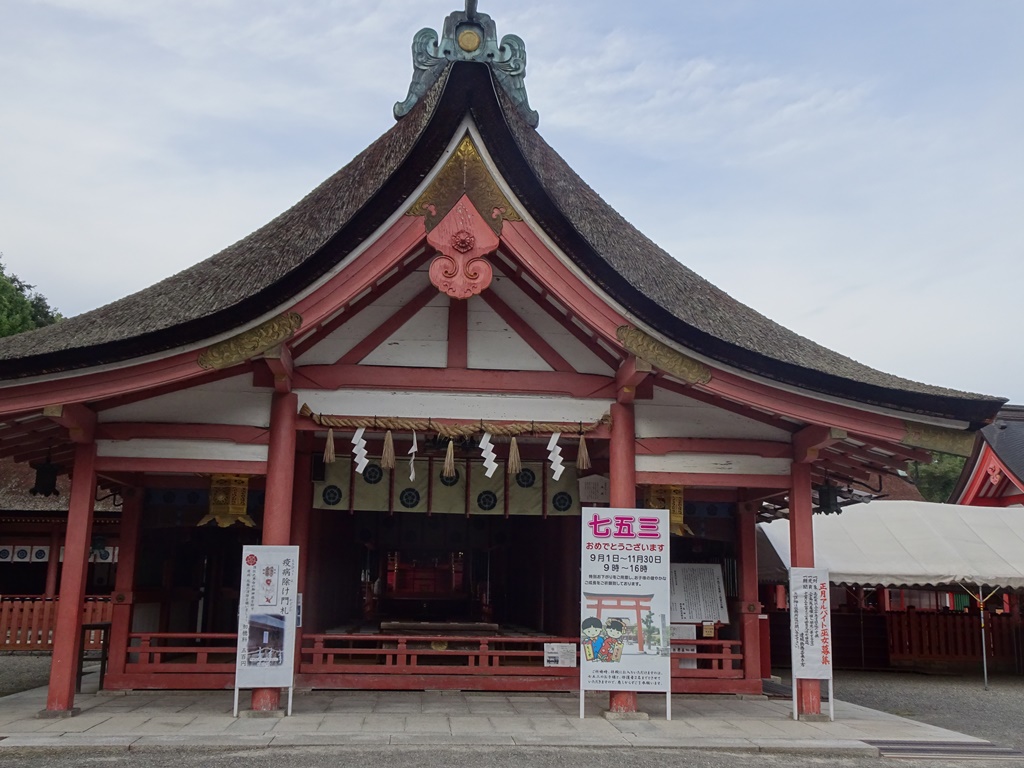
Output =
[{"x1": 336, "y1": 284, "x2": 440, "y2": 365}]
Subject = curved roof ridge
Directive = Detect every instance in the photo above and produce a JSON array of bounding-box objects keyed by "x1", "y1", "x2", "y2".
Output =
[
  {"x1": 0, "y1": 68, "x2": 452, "y2": 371},
  {"x1": 491, "y1": 84, "x2": 1002, "y2": 413}
]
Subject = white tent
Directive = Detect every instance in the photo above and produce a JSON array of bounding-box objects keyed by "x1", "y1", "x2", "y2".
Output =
[{"x1": 758, "y1": 500, "x2": 1024, "y2": 589}]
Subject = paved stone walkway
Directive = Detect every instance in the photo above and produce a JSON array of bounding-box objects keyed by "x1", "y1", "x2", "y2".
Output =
[{"x1": 0, "y1": 673, "x2": 989, "y2": 756}]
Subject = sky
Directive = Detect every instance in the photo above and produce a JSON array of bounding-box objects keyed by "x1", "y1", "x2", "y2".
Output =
[{"x1": 1, "y1": 1, "x2": 1022, "y2": 404}]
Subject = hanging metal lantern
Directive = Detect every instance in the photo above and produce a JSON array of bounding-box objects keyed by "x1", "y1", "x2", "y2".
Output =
[
  {"x1": 198, "y1": 474, "x2": 257, "y2": 528},
  {"x1": 29, "y1": 460, "x2": 60, "y2": 497}
]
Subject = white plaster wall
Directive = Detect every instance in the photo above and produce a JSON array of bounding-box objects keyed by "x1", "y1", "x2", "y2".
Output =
[
  {"x1": 99, "y1": 375, "x2": 273, "y2": 427},
  {"x1": 488, "y1": 271, "x2": 613, "y2": 376},
  {"x1": 636, "y1": 453, "x2": 792, "y2": 475},
  {"x1": 466, "y1": 295, "x2": 552, "y2": 371},
  {"x1": 635, "y1": 385, "x2": 792, "y2": 440},
  {"x1": 296, "y1": 388, "x2": 612, "y2": 424},
  {"x1": 96, "y1": 439, "x2": 268, "y2": 462}
]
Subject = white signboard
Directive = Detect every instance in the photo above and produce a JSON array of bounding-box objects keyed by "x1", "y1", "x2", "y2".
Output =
[
  {"x1": 544, "y1": 643, "x2": 577, "y2": 668},
  {"x1": 789, "y1": 567, "x2": 833, "y2": 680},
  {"x1": 669, "y1": 563, "x2": 730, "y2": 624},
  {"x1": 580, "y1": 507, "x2": 671, "y2": 707},
  {"x1": 235, "y1": 546, "x2": 299, "y2": 693}
]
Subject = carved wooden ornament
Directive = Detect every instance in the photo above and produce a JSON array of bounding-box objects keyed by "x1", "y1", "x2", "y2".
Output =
[{"x1": 427, "y1": 193, "x2": 498, "y2": 299}]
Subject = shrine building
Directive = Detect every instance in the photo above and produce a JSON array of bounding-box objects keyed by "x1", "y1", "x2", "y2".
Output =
[{"x1": 0, "y1": 3, "x2": 1005, "y2": 717}]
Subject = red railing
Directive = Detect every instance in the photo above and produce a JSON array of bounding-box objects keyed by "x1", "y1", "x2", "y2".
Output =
[
  {"x1": 0, "y1": 596, "x2": 111, "y2": 650},
  {"x1": 126, "y1": 632, "x2": 238, "y2": 673},
  {"x1": 105, "y1": 630, "x2": 751, "y2": 693},
  {"x1": 888, "y1": 611, "x2": 1019, "y2": 665}
]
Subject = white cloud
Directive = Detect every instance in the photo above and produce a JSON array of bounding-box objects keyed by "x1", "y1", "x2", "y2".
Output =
[{"x1": 1, "y1": 0, "x2": 1022, "y2": 403}]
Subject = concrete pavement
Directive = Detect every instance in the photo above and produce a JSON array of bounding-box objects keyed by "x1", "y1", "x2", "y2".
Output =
[{"x1": 0, "y1": 671, "x2": 996, "y2": 757}]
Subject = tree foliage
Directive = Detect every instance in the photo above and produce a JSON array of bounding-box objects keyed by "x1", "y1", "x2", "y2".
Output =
[
  {"x1": 909, "y1": 452, "x2": 967, "y2": 503},
  {"x1": 0, "y1": 255, "x2": 62, "y2": 338}
]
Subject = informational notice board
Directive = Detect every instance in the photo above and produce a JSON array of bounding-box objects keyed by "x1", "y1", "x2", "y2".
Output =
[
  {"x1": 789, "y1": 567, "x2": 834, "y2": 720},
  {"x1": 669, "y1": 563, "x2": 729, "y2": 624},
  {"x1": 580, "y1": 507, "x2": 670, "y2": 715},
  {"x1": 789, "y1": 567, "x2": 833, "y2": 679},
  {"x1": 234, "y1": 545, "x2": 299, "y2": 713}
]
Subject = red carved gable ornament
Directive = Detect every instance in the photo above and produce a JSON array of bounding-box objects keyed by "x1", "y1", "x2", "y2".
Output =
[{"x1": 427, "y1": 194, "x2": 498, "y2": 299}]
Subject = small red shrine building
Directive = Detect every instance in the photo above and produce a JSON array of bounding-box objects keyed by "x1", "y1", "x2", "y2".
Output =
[
  {"x1": 0, "y1": 3, "x2": 1005, "y2": 717},
  {"x1": 952, "y1": 406, "x2": 1024, "y2": 506}
]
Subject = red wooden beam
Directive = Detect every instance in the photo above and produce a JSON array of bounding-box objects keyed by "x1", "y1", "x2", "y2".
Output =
[
  {"x1": 655, "y1": 378, "x2": 799, "y2": 433},
  {"x1": 262, "y1": 344, "x2": 293, "y2": 393},
  {"x1": 447, "y1": 296, "x2": 467, "y2": 368},
  {"x1": 292, "y1": 365, "x2": 616, "y2": 399},
  {"x1": 635, "y1": 438, "x2": 792, "y2": 459},
  {"x1": 96, "y1": 423, "x2": 270, "y2": 444},
  {"x1": 616, "y1": 355, "x2": 652, "y2": 404},
  {"x1": 822, "y1": 444, "x2": 908, "y2": 473},
  {"x1": 478, "y1": 289, "x2": 574, "y2": 373},
  {"x1": 492, "y1": 255, "x2": 621, "y2": 371},
  {"x1": 291, "y1": 247, "x2": 433, "y2": 359},
  {"x1": 43, "y1": 403, "x2": 97, "y2": 444},
  {"x1": 336, "y1": 284, "x2": 440, "y2": 366},
  {"x1": 792, "y1": 425, "x2": 846, "y2": 463},
  {"x1": 843, "y1": 434, "x2": 933, "y2": 465}
]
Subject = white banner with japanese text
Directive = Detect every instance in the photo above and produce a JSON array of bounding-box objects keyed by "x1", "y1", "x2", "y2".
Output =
[
  {"x1": 580, "y1": 507, "x2": 670, "y2": 692},
  {"x1": 235, "y1": 545, "x2": 299, "y2": 689},
  {"x1": 789, "y1": 567, "x2": 833, "y2": 680}
]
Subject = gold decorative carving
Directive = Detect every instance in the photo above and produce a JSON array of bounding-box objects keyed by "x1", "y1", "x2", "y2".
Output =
[
  {"x1": 457, "y1": 29, "x2": 481, "y2": 52},
  {"x1": 902, "y1": 422, "x2": 976, "y2": 458},
  {"x1": 616, "y1": 326, "x2": 712, "y2": 385},
  {"x1": 407, "y1": 135, "x2": 521, "y2": 235},
  {"x1": 198, "y1": 312, "x2": 302, "y2": 370}
]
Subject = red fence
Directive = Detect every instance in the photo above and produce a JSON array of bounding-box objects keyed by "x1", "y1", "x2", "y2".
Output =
[
  {"x1": 104, "y1": 631, "x2": 755, "y2": 694},
  {"x1": 888, "y1": 611, "x2": 1021, "y2": 670},
  {"x1": 0, "y1": 596, "x2": 111, "y2": 651}
]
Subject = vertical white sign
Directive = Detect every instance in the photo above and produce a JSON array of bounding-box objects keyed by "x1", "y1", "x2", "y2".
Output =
[
  {"x1": 580, "y1": 507, "x2": 671, "y2": 698},
  {"x1": 789, "y1": 567, "x2": 833, "y2": 680},
  {"x1": 236, "y1": 545, "x2": 299, "y2": 690}
]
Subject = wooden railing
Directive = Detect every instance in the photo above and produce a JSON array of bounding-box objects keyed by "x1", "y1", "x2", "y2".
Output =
[
  {"x1": 888, "y1": 611, "x2": 1020, "y2": 667},
  {"x1": 126, "y1": 632, "x2": 238, "y2": 673},
  {"x1": 670, "y1": 638, "x2": 744, "y2": 679},
  {"x1": 0, "y1": 596, "x2": 111, "y2": 650},
  {"x1": 105, "y1": 630, "x2": 752, "y2": 693}
]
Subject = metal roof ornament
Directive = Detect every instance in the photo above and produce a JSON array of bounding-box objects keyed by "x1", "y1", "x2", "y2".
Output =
[{"x1": 394, "y1": 0, "x2": 539, "y2": 127}]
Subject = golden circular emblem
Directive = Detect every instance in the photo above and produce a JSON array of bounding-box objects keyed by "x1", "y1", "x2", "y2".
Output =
[
  {"x1": 430, "y1": 640, "x2": 449, "y2": 651},
  {"x1": 458, "y1": 28, "x2": 481, "y2": 52}
]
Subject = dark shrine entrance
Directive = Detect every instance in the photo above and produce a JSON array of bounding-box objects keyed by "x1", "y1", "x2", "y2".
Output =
[{"x1": 307, "y1": 510, "x2": 579, "y2": 639}]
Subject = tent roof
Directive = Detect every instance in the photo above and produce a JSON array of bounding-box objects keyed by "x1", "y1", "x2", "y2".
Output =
[{"x1": 758, "y1": 500, "x2": 1024, "y2": 589}]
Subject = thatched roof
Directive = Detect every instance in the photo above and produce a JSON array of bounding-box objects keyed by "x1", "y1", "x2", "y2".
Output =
[{"x1": 0, "y1": 63, "x2": 1005, "y2": 424}]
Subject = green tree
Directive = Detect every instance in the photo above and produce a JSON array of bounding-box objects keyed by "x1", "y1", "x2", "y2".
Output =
[
  {"x1": 0, "y1": 255, "x2": 62, "y2": 338},
  {"x1": 909, "y1": 452, "x2": 967, "y2": 503}
]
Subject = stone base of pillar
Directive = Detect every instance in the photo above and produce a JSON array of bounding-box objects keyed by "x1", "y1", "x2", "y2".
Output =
[
  {"x1": 36, "y1": 708, "x2": 80, "y2": 719},
  {"x1": 602, "y1": 710, "x2": 649, "y2": 721}
]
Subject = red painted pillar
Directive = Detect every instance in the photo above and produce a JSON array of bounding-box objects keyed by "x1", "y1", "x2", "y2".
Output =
[
  {"x1": 608, "y1": 400, "x2": 638, "y2": 714},
  {"x1": 251, "y1": 391, "x2": 298, "y2": 712},
  {"x1": 737, "y1": 503, "x2": 762, "y2": 682},
  {"x1": 290, "y1": 435, "x2": 313, "y2": 678},
  {"x1": 106, "y1": 488, "x2": 143, "y2": 683},
  {"x1": 789, "y1": 461, "x2": 820, "y2": 715},
  {"x1": 44, "y1": 441, "x2": 97, "y2": 714},
  {"x1": 44, "y1": 528, "x2": 62, "y2": 597}
]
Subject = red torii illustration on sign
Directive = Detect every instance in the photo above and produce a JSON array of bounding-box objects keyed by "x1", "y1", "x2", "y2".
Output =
[{"x1": 583, "y1": 592, "x2": 654, "y2": 652}]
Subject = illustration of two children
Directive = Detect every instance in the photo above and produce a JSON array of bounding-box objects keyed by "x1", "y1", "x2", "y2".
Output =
[{"x1": 581, "y1": 616, "x2": 625, "y2": 662}]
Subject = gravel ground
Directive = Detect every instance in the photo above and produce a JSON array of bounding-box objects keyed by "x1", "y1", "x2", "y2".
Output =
[
  {"x1": 3, "y1": 654, "x2": 1023, "y2": 752},
  {"x1": 0, "y1": 653, "x2": 53, "y2": 698},
  {"x1": 831, "y1": 669, "x2": 1024, "y2": 750}
]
